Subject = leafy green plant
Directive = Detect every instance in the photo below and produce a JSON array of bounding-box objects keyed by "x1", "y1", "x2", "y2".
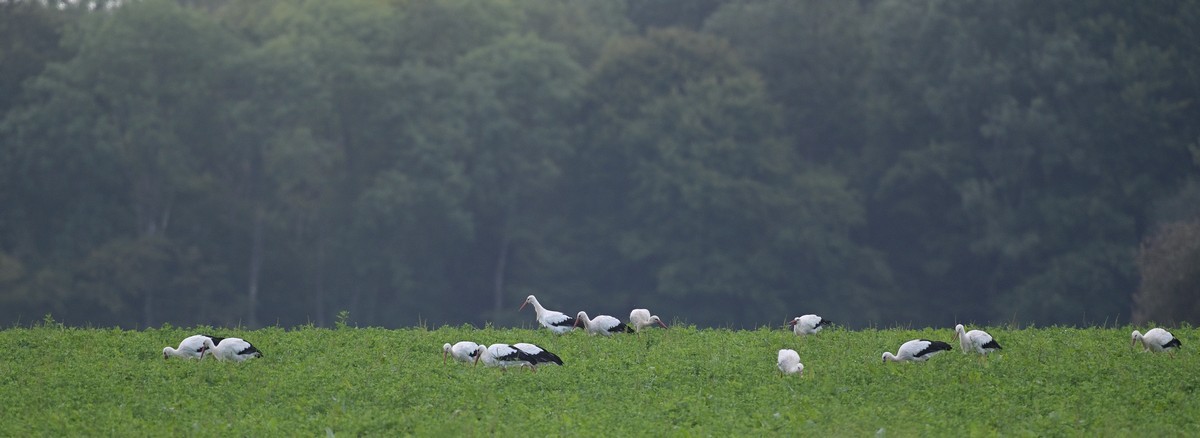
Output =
[{"x1": 0, "y1": 326, "x2": 1195, "y2": 435}]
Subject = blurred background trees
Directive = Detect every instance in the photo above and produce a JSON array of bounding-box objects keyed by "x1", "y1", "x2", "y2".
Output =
[{"x1": 1, "y1": 0, "x2": 1197, "y2": 328}]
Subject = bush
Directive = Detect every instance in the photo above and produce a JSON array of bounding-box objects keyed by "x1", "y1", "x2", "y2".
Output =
[{"x1": 1133, "y1": 220, "x2": 1200, "y2": 324}]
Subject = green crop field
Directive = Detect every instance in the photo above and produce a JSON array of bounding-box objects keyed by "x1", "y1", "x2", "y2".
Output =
[{"x1": 1, "y1": 320, "x2": 1196, "y2": 436}]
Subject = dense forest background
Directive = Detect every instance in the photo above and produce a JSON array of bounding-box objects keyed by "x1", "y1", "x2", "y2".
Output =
[{"x1": 2, "y1": 0, "x2": 1198, "y2": 329}]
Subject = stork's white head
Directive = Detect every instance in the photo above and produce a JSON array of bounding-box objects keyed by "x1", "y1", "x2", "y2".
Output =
[
  {"x1": 199, "y1": 338, "x2": 217, "y2": 360},
  {"x1": 473, "y1": 345, "x2": 487, "y2": 367},
  {"x1": 520, "y1": 295, "x2": 537, "y2": 311},
  {"x1": 649, "y1": 315, "x2": 667, "y2": 328},
  {"x1": 882, "y1": 352, "x2": 897, "y2": 363},
  {"x1": 443, "y1": 343, "x2": 452, "y2": 364},
  {"x1": 953, "y1": 324, "x2": 970, "y2": 353},
  {"x1": 787, "y1": 317, "x2": 800, "y2": 327},
  {"x1": 162, "y1": 347, "x2": 173, "y2": 360},
  {"x1": 1131, "y1": 330, "x2": 1144, "y2": 349},
  {"x1": 574, "y1": 311, "x2": 589, "y2": 328}
]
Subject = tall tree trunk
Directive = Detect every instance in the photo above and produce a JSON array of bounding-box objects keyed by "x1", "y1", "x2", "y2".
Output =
[
  {"x1": 492, "y1": 227, "x2": 511, "y2": 316},
  {"x1": 247, "y1": 205, "x2": 263, "y2": 328},
  {"x1": 245, "y1": 141, "x2": 265, "y2": 329},
  {"x1": 136, "y1": 178, "x2": 170, "y2": 329},
  {"x1": 143, "y1": 289, "x2": 153, "y2": 328},
  {"x1": 314, "y1": 233, "x2": 327, "y2": 327}
]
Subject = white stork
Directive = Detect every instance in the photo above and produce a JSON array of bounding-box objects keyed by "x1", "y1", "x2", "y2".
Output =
[
  {"x1": 629, "y1": 309, "x2": 668, "y2": 332},
  {"x1": 788, "y1": 314, "x2": 832, "y2": 336},
  {"x1": 953, "y1": 324, "x2": 1002, "y2": 358},
  {"x1": 1132, "y1": 328, "x2": 1182, "y2": 355},
  {"x1": 206, "y1": 337, "x2": 263, "y2": 362},
  {"x1": 163, "y1": 334, "x2": 225, "y2": 360},
  {"x1": 520, "y1": 295, "x2": 576, "y2": 334},
  {"x1": 882, "y1": 339, "x2": 952, "y2": 363},
  {"x1": 443, "y1": 341, "x2": 481, "y2": 364},
  {"x1": 777, "y1": 349, "x2": 804, "y2": 376},
  {"x1": 474, "y1": 343, "x2": 563, "y2": 372},
  {"x1": 574, "y1": 311, "x2": 633, "y2": 336}
]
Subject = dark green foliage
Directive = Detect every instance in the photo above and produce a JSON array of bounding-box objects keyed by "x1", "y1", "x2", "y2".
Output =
[
  {"x1": 1134, "y1": 220, "x2": 1200, "y2": 325},
  {"x1": 0, "y1": 0, "x2": 1198, "y2": 328}
]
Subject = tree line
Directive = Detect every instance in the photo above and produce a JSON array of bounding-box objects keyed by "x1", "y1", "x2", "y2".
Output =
[{"x1": 1, "y1": 0, "x2": 1197, "y2": 329}]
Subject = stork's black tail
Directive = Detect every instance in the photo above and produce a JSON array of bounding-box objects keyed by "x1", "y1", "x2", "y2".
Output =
[{"x1": 528, "y1": 350, "x2": 563, "y2": 366}]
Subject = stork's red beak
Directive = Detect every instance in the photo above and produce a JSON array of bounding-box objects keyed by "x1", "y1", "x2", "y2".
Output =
[
  {"x1": 519, "y1": 301, "x2": 527, "y2": 311},
  {"x1": 658, "y1": 320, "x2": 668, "y2": 329},
  {"x1": 473, "y1": 352, "x2": 482, "y2": 367},
  {"x1": 443, "y1": 351, "x2": 448, "y2": 365}
]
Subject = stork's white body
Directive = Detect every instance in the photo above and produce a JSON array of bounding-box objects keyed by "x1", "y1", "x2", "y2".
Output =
[
  {"x1": 575, "y1": 311, "x2": 632, "y2": 336},
  {"x1": 629, "y1": 309, "x2": 667, "y2": 332},
  {"x1": 789, "y1": 314, "x2": 831, "y2": 336},
  {"x1": 443, "y1": 341, "x2": 481, "y2": 364},
  {"x1": 1132, "y1": 328, "x2": 1181, "y2": 353},
  {"x1": 476, "y1": 344, "x2": 529, "y2": 370},
  {"x1": 883, "y1": 339, "x2": 952, "y2": 363},
  {"x1": 475, "y1": 343, "x2": 563, "y2": 372},
  {"x1": 954, "y1": 324, "x2": 1002, "y2": 355},
  {"x1": 208, "y1": 337, "x2": 262, "y2": 362},
  {"x1": 163, "y1": 334, "x2": 223, "y2": 360},
  {"x1": 777, "y1": 349, "x2": 804, "y2": 376},
  {"x1": 520, "y1": 295, "x2": 576, "y2": 334}
]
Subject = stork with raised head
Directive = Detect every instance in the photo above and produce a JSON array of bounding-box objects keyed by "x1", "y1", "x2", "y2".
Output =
[
  {"x1": 206, "y1": 337, "x2": 263, "y2": 362},
  {"x1": 954, "y1": 324, "x2": 1002, "y2": 358},
  {"x1": 629, "y1": 309, "x2": 668, "y2": 332},
  {"x1": 788, "y1": 314, "x2": 832, "y2": 336},
  {"x1": 519, "y1": 295, "x2": 576, "y2": 334},
  {"x1": 163, "y1": 334, "x2": 225, "y2": 360},
  {"x1": 574, "y1": 311, "x2": 633, "y2": 336},
  {"x1": 443, "y1": 341, "x2": 481, "y2": 365},
  {"x1": 882, "y1": 339, "x2": 952, "y2": 363},
  {"x1": 777, "y1": 349, "x2": 804, "y2": 376},
  {"x1": 474, "y1": 343, "x2": 563, "y2": 372},
  {"x1": 1132, "y1": 328, "x2": 1182, "y2": 355}
]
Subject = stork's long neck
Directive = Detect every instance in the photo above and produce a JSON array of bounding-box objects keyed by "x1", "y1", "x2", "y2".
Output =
[
  {"x1": 529, "y1": 298, "x2": 547, "y2": 317},
  {"x1": 883, "y1": 352, "x2": 898, "y2": 362},
  {"x1": 578, "y1": 312, "x2": 591, "y2": 328},
  {"x1": 165, "y1": 347, "x2": 185, "y2": 358},
  {"x1": 956, "y1": 327, "x2": 970, "y2": 352}
]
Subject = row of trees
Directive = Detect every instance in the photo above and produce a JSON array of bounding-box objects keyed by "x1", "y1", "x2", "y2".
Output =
[{"x1": 1, "y1": 0, "x2": 1197, "y2": 328}]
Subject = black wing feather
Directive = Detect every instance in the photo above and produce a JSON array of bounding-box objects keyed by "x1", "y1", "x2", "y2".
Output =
[
  {"x1": 1164, "y1": 338, "x2": 1182, "y2": 349},
  {"x1": 914, "y1": 339, "x2": 952, "y2": 357},
  {"x1": 495, "y1": 346, "x2": 523, "y2": 362},
  {"x1": 237, "y1": 343, "x2": 262, "y2": 357},
  {"x1": 980, "y1": 339, "x2": 1002, "y2": 350},
  {"x1": 817, "y1": 318, "x2": 833, "y2": 328},
  {"x1": 201, "y1": 335, "x2": 226, "y2": 346},
  {"x1": 549, "y1": 317, "x2": 576, "y2": 328},
  {"x1": 531, "y1": 350, "x2": 563, "y2": 366},
  {"x1": 607, "y1": 323, "x2": 634, "y2": 334}
]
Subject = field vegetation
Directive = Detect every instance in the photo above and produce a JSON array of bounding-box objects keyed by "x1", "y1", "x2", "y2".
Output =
[{"x1": 1, "y1": 320, "x2": 1196, "y2": 435}]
